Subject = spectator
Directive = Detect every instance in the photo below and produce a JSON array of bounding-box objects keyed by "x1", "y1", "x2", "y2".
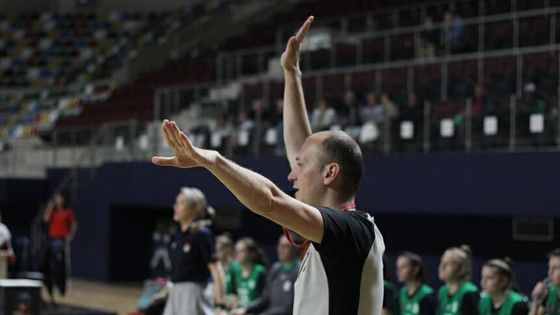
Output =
[
  {"x1": 529, "y1": 248, "x2": 560, "y2": 315},
  {"x1": 417, "y1": 17, "x2": 438, "y2": 59},
  {"x1": 151, "y1": 187, "x2": 225, "y2": 315},
  {"x1": 396, "y1": 251, "x2": 436, "y2": 315},
  {"x1": 437, "y1": 245, "x2": 480, "y2": 315},
  {"x1": 439, "y1": 11, "x2": 469, "y2": 53},
  {"x1": 310, "y1": 98, "x2": 337, "y2": 131},
  {"x1": 471, "y1": 84, "x2": 496, "y2": 121},
  {"x1": 361, "y1": 91, "x2": 384, "y2": 124},
  {"x1": 518, "y1": 82, "x2": 547, "y2": 136},
  {"x1": 228, "y1": 237, "x2": 267, "y2": 309},
  {"x1": 339, "y1": 90, "x2": 362, "y2": 128},
  {"x1": 41, "y1": 193, "x2": 78, "y2": 299},
  {"x1": 479, "y1": 258, "x2": 528, "y2": 315},
  {"x1": 248, "y1": 99, "x2": 271, "y2": 156},
  {"x1": 400, "y1": 92, "x2": 424, "y2": 133},
  {"x1": 381, "y1": 92, "x2": 399, "y2": 121},
  {"x1": 379, "y1": 92, "x2": 399, "y2": 141},
  {"x1": 455, "y1": 84, "x2": 496, "y2": 135},
  {"x1": 520, "y1": 83, "x2": 546, "y2": 115},
  {"x1": 230, "y1": 234, "x2": 301, "y2": 315}
]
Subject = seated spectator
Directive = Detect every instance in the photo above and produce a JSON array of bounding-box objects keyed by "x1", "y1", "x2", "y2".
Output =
[
  {"x1": 479, "y1": 258, "x2": 528, "y2": 315},
  {"x1": 228, "y1": 237, "x2": 268, "y2": 309},
  {"x1": 517, "y1": 82, "x2": 552, "y2": 144},
  {"x1": 470, "y1": 83, "x2": 495, "y2": 121},
  {"x1": 455, "y1": 84, "x2": 495, "y2": 133},
  {"x1": 417, "y1": 17, "x2": 438, "y2": 59},
  {"x1": 339, "y1": 90, "x2": 362, "y2": 128},
  {"x1": 396, "y1": 251, "x2": 436, "y2": 315},
  {"x1": 519, "y1": 82, "x2": 546, "y2": 118},
  {"x1": 310, "y1": 98, "x2": 337, "y2": 131},
  {"x1": 361, "y1": 91, "x2": 384, "y2": 124},
  {"x1": 529, "y1": 248, "x2": 560, "y2": 315},
  {"x1": 381, "y1": 93, "x2": 399, "y2": 121},
  {"x1": 400, "y1": 92, "x2": 424, "y2": 128},
  {"x1": 230, "y1": 234, "x2": 301, "y2": 315},
  {"x1": 248, "y1": 99, "x2": 271, "y2": 156},
  {"x1": 438, "y1": 245, "x2": 480, "y2": 315}
]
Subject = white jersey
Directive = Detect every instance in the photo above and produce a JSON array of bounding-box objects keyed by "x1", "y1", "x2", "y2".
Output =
[
  {"x1": 293, "y1": 207, "x2": 385, "y2": 315},
  {"x1": 0, "y1": 223, "x2": 11, "y2": 248}
]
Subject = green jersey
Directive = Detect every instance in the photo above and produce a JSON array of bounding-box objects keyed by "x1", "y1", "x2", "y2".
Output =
[
  {"x1": 225, "y1": 261, "x2": 239, "y2": 296},
  {"x1": 231, "y1": 264, "x2": 265, "y2": 307},
  {"x1": 478, "y1": 290, "x2": 525, "y2": 315},
  {"x1": 384, "y1": 280, "x2": 399, "y2": 315},
  {"x1": 545, "y1": 286, "x2": 560, "y2": 315},
  {"x1": 400, "y1": 284, "x2": 435, "y2": 315},
  {"x1": 437, "y1": 282, "x2": 479, "y2": 315}
]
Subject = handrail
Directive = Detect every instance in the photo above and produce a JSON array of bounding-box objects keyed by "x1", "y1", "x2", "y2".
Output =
[{"x1": 51, "y1": 123, "x2": 110, "y2": 200}]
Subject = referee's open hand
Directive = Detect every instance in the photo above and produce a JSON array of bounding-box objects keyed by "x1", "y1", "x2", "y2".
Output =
[
  {"x1": 281, "y1": 15, "x2": 314, "y2": 73},
  {"x1": 152, "y1": 120, "x2": 216, "y2": 169}
]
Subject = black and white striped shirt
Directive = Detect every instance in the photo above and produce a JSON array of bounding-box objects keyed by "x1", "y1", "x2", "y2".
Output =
[{"x1": 293, "y1": 207, "x2": 385, "y2": 315}]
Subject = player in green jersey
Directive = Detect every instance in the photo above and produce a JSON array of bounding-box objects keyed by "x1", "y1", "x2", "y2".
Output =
[
  {"x1": 530, "y1": 248, "x2": 560, "y2": 315},
  {"x1": 397, "y1": 251, "x2": 436, "y2": 315},
  {"x1": 479, "y1": 258, "x2": 528, "y2": 315},
  {"x1": 228, "y1": 237, "x2": 268, "y2": 308},
  {"x1": 437, "y1": 245, "x2": 479, "y2": 315}
]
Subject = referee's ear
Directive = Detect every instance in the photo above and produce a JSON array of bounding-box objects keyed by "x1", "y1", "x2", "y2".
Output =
[{"x1": 322, "y1": 163, "x2": 340, "y2": 186}]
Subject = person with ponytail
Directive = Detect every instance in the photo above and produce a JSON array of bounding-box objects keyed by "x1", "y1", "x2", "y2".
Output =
[
  {"x1": 151, "y1": 187, "x2": 226, "y2": 315},
  {"x1": 228, "y1": 237, "x2": 268, "y2": 309},
  {"x1": 437, "y1": 245, "x2": 480, "y2": 315},
  {"x1": 479, "y1": 258, "x2": 528, "y2": 315},
  {"x1": 397, "y1": 251, "x2": 437, "y2": 315}
]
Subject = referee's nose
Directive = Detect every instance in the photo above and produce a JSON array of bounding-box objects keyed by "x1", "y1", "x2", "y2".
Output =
[{"x1": 287, "y1": 168, "x2": 297, "y2": 182}]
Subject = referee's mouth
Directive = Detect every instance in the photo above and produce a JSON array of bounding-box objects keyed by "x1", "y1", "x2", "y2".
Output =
[{"x1": 288, "y1": 188, "x2": 298, "y2": 198}]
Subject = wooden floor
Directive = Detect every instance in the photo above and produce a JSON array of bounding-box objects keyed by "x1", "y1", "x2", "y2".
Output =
[{"x1": 44, "y1": 278, "x2": 144, "y2": 315}]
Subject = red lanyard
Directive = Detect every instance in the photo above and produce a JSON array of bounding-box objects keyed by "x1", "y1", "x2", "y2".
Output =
[{"x1": 283, "y1": 203, "x2": 356, "y2": 248}]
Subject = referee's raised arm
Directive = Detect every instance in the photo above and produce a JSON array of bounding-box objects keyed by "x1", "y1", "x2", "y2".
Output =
[{"x1": 281, "y1": 16, "x2": 314, "y2": 169}]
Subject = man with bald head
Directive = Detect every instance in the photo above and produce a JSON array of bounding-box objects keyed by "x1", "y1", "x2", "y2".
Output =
[{"x1": 153, "y1": 16, "x2": 385, "y2": 315}]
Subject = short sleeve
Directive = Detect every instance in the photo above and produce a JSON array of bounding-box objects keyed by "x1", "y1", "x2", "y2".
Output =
[
  {"x1": 194, "y1": 229, "x2": 216, "y2": 265},
  {"x1": 313, "y1": 207, "x2": 375, "y2": 264},
  {"x1": 66, "y1": 208, "x2": 76, "y2": 223}
]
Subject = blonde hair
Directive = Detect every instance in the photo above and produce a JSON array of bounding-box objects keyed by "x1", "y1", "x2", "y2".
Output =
[
  {"x1": 485, "y1": 257, "x2": 519, "y2": 292},
  {"x1": 180, "y1": 187, "x2": 213, "y2": 232},
  {"x1": 445, "y1": 244, "x2": 473, "y2": 281}
]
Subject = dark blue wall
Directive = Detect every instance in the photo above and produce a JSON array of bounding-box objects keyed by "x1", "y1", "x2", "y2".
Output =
[
  {"x1": 0, "y1": 179, "x2": 48, "y2": 237},
  {"x1": 63, "y1": 151, "x2": 560, "y2": 284}
]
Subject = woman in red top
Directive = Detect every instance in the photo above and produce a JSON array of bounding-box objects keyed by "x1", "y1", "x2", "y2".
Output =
[{"x1": 42, "y1": 193, "x2": 78, "y2": 300}]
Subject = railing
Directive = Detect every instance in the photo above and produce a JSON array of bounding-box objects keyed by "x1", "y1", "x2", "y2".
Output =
[{"x1": 216, "y1": 4, "x2": 560, "y2": 84}]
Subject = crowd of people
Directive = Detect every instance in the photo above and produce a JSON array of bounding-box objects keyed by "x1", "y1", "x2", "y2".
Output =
[
  {"x1": 188, "y1": 79, "x2": 556, "y2": 157},
  {"x1": 144, "y1": 16, "x2": 559, "y2": 315},
  {"x1": 136, "y1": 188, "x2": 560, "y2": 315}
]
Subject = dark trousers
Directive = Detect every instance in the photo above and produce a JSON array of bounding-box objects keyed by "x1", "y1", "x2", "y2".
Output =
[{"x1": 43, "y1": 238, "x2": 67, "y2": 297}]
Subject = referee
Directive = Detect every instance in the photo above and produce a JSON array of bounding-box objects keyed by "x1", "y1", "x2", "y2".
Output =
[{"x1": 153, "y1": 16, "x2": 385, "y2": 315}]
